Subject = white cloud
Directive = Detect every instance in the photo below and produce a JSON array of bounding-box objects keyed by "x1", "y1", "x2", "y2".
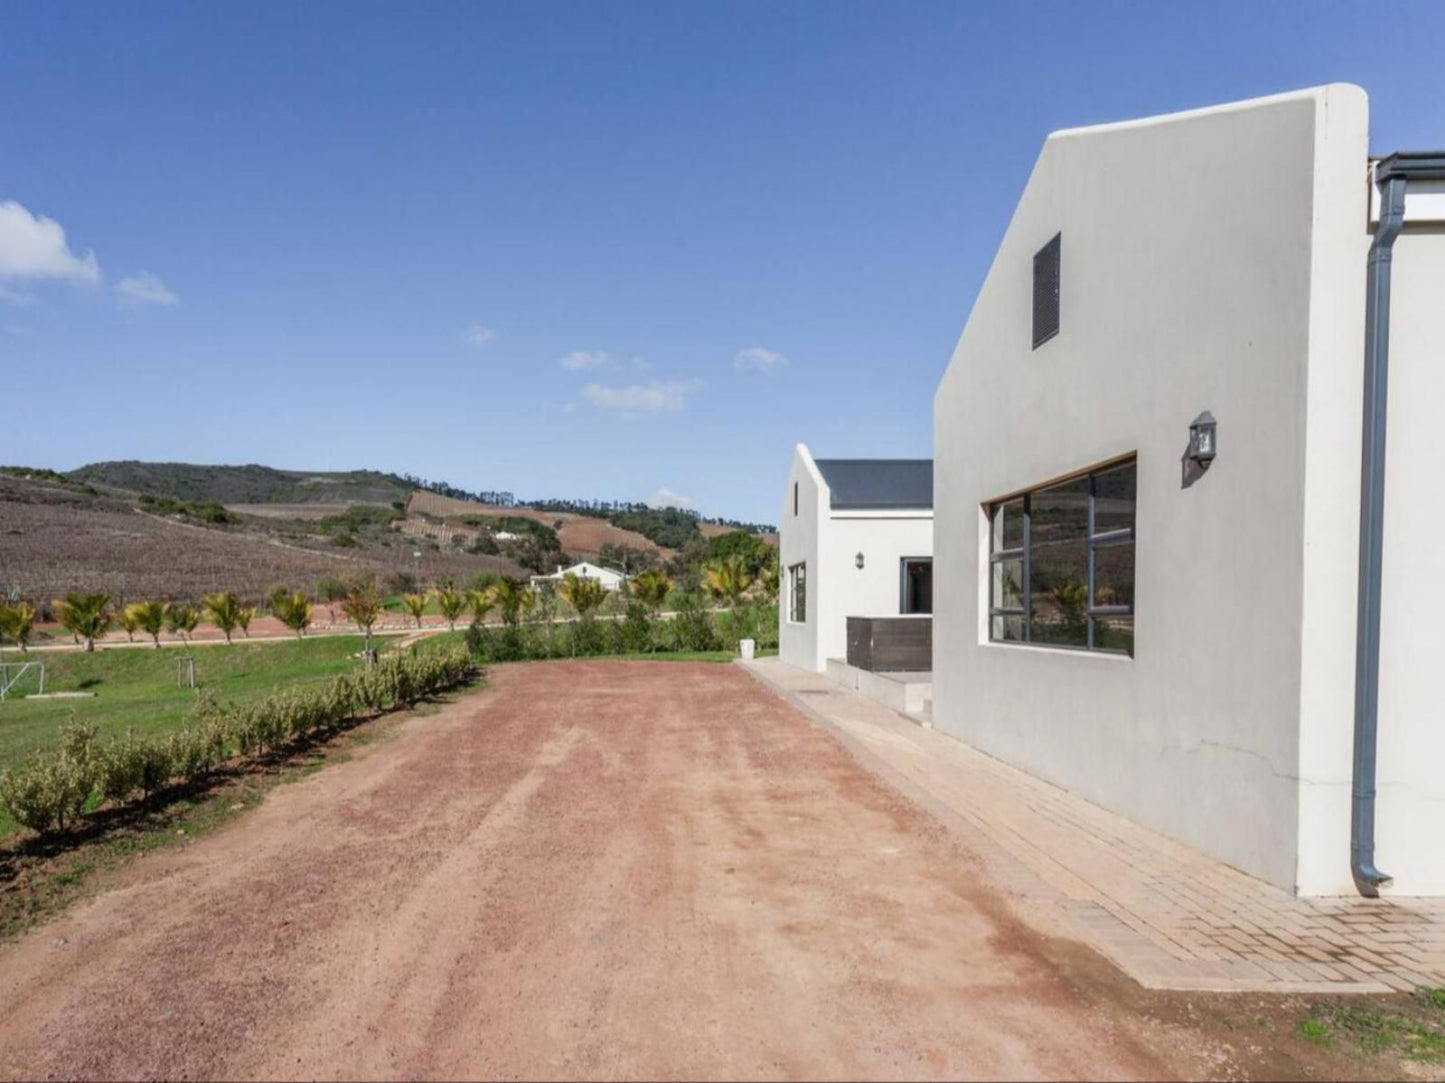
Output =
[
  {"x1": 734, "y1": 346, "x2": 788, "y2": 373},
  {"x1": 0, "y1": 284, "x2": 34, "y2": 307},
  {"x1": 647, "y1": 487, "x2": 697, "y2": 511},
  {"x1": 463, "y1": 325, "x2": 496, "y2": 349},
  {"x1": 0, "y1": 200, "x2": 100, "y2": 282},
  {"x1": 560, "y1": 349, "x2": 610, "y2": 371},
  {"x1": 115, "y1": 272, "x2": 179, "y2": 307},
  {"x1": 580, "y1": 379, "x2": 696, "y2": 415}
]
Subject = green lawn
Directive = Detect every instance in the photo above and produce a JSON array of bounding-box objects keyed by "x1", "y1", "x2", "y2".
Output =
[{"x1": 0, "y1": 636, "x2": 378, "y2": 776}]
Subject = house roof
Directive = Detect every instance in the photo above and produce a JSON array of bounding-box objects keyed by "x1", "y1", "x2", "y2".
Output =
[
  {"x1": 812, "y1": 459, "x2": 933, "y2": 511},
  {"x1": 533, "y1": 560, "x2": 627, "y2": 579}
]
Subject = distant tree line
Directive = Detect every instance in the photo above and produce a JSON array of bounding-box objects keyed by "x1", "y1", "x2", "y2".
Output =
[
  {"x1": 404, "y1": 476, "x2": 775, "y2": 535},
  {"x1": 402, "y1": 474, "x2": 515, "y2": 507}
]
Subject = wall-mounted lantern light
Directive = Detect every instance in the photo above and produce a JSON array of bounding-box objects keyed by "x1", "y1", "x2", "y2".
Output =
[
  {"x1": 855, "y1": 552, "x2": 865, "y2": 570},
  {"x1": 1188, "y1": 410, "x2": 1218, "y2": 469}
]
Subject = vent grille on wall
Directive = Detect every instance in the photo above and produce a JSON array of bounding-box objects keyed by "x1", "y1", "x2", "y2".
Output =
[{"x1": 1033, "y1": 232, "x2": 1061, "y2": 349}]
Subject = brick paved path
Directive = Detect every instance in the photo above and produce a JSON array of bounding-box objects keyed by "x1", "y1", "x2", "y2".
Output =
[{"x1": 742, "y1": 659, "x2": 1445, "y2": 994}]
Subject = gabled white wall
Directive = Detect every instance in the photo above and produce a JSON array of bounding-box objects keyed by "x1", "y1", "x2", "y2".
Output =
[
  {"x1": 933, "y1": 85, "x2": 1369, "y2": 893},
  {"x1": 814, "y1": 514, "x2": 933, "y2": 668},
  {"x1": 778, "y1": 446, "x2": 935, "y2": 672},
  {"x1": 779, "y1": 445, "x2": 826, "y2": 671}
]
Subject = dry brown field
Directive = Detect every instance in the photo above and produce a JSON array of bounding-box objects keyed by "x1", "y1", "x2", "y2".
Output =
[
  {"x1": 406, "y1": 490, "x2": 669, "y2": 558},
  {"x1": 0, "y1": 476, "x2": 523, "y2": 601}
]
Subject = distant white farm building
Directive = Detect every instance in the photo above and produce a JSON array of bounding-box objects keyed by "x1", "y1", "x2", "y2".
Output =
[
  {"x1": 494, "y1": 531, "x2": 523, "y2": 542},
  {"x1": 530, "y1": 560, "x2": 628, "y2": 593}
]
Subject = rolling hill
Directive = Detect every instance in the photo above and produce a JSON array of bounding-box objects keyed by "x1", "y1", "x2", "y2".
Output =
[
  {"x1": 406, "y1": 490, "x2": 668, "y2": 559},
  {"x1": 68, "y1": 462, "x2": 412, "y2": 506},
  {"x1": 0, "y1": 473, "x2": 524, "y2": 602},
  {"x1": 14, "y1": 461, "x2": 777, "y2": 596}
]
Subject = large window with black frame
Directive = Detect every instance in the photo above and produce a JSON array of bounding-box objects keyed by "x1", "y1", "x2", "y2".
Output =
[{"x1": 988, "y1": 458, "x2": 1135, "y2": 654}]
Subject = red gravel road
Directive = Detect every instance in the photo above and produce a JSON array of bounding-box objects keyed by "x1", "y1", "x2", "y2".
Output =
[{"x1": 0, "y1": 662, "x2": 1303, "y2": 1080}]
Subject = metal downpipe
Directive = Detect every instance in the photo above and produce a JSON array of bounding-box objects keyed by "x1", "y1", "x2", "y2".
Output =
[{"x1": 1350, "y1": 172, "x2": 1406, "y2": 898}]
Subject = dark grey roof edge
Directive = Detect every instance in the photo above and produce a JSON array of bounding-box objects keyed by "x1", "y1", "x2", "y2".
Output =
[{"x1": 812, "y1": 458, "x2": 933, "y2": 511}]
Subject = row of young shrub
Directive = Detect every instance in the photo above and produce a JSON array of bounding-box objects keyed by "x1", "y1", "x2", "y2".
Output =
[
  {"x1": 464, "y1": 598, "x2": 779, "y2": 663},
  {"x1": 0, "y1": 645, "x2": 474, "y2": 837}
]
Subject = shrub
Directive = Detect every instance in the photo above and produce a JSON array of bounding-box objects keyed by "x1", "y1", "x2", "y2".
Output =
[
  {"x1": 0, "y1": 646, "x2": 474, "y2": 839},
  {"x1": 0, "y1": 762, "x2": 66, "y2": 834},
  {"x1": 97, "y1": 731, "x2": 148, "y2": 803},
  {"x1": 620, "y1": 601, "x2": 652, "y2": 653},
  {"x1": 0, "y1": 720, "x2": 98, "y2": 833},
  {"x1": 671, "y1": 593, "x2": 718, "y2": 651}
]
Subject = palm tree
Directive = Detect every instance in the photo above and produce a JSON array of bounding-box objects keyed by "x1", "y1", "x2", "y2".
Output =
[
  {"x1": 758, "y1": 559, "x2": 780, "y2": 602},
  {"x1": 166, "y1": 603, "x2": 200, "y2": 644},
  {"x1": 433, "y1": 584, "x2": 466, "y2": 631},
  {"x1": 467, "y1": 586, "x2": 495, "y2": 627},
  {"x1": 559, "y1": 573, "x2": 607, "y2": 619},
  {"x1": 340, "y1": 584, "x2": 382, "y2": 649},
  {"x1": 274, "y1": 591, "x2": 313, "y2": 639},
  {"x1": 630, "y1": 569, "x2": 671, "y2": 611},
  {"x1": 703, "y1": 555, "x2": 754, "y2": 609},
  {"x1": 0, "y1": 602, "x2": 37, "y2": 653},
  {"x1": 202, "y1": 591, "x2": 243, "y2": 644},
  {"x1": 118, "y1": 604, "x2": 141, "y2": 643},
  {"x1": 490, "y1": 578, "x2": 528, "y2": 627},
  {"x1": 55, "y1": 592, "x2": 113, "y2": 652},
  {"x1": 128, "y1": 601, "x2": 167, "y2": 648},
  {"x1": 629, "y1": 570, "x2": 671, "y2": 652},
  {"x1": 401, "y1": 593, "x2": 428, "y2": 629},
  {"x1": 236, "y1": 606, "x2": 256, "y2": 638}
]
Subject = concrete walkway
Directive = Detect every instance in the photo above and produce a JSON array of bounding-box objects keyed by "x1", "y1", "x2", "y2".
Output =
[{"x1": 740, "y1": 657, "x2": 1445, "y2": 995}]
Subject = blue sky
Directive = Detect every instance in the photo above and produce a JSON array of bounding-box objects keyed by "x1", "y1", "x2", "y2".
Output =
[{"x1": 3, "y1": 2, "x2": 1443, "y2": 524}]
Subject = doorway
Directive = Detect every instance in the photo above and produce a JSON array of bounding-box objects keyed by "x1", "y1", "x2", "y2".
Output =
[{"x1": 900, "y1": 557, "x2": 932, "y2": 614}]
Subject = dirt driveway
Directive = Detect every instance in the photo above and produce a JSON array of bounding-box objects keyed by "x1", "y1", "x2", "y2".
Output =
[{"x1": 0, "y1": 662, "x2": 1348, "y2": 1080}]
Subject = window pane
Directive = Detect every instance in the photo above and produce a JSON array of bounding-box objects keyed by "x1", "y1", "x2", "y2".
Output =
[
  {"x1": 991, "y1": 557, "x2": 1024, "y2": 610},
  {"x1": 992, "y1": 613, "x2": 1025, "y2": 642},
  {"x1": 1030, "y1": 537, "x2": 1088, "y2": 647},
  {"x1": 1092, "y1": 542, "x2": 1134, "y2": 609},
  {"x1": 1094, "y1": 615, "x2": 1134, "y2": 655},
  {"x1": 991, "y1": 498, "x2": 1024, "y2": 552},
  {"x1": 1031, "y1": 476, "x2": 1089, "y2": 545},
  {"x1": 1093, "y1": 462, "x2": 1136, "y2": 536},
  {"x1": 789, "y1": 563, "x2": 807, "y2": 622}
]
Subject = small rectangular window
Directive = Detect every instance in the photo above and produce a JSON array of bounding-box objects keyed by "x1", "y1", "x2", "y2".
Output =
[
  {"x1": 987, "y1": 458, "x2": 1135, "y2": 655},
  {"x1": 1033, "y1": 232, "x2": 1061, "y2": 349},
  {"x1": 793, "y1": 481, "x2": 798, "y2": 516},
  {"x1": 788, "y1": 562, "x2": 807, "y2": 623}
]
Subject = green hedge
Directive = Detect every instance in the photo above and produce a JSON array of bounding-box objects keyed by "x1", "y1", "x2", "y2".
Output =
[
  {"x1": 465, "y1": 599, "x2": 779, "y2": 663},
  {"x1": 0, "y1": 645, "x2": 474, "y2": 838}
]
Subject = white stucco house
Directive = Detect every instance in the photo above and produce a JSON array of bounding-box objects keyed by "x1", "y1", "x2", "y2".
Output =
[
  {"x1": 778, "y1": 444, "x2": 933, "y2": 674},
  {"x1": 529, "y1": 560, "x2": 627, "y2": 593},
  {"x1": 933, "y1": 84, "x2": 1445, "y2": 896}
]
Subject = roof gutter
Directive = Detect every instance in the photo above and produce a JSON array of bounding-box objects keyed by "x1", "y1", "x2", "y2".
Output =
[{"x1": 1351, "y1": 151, "x2": 1445, "y2": 897}]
